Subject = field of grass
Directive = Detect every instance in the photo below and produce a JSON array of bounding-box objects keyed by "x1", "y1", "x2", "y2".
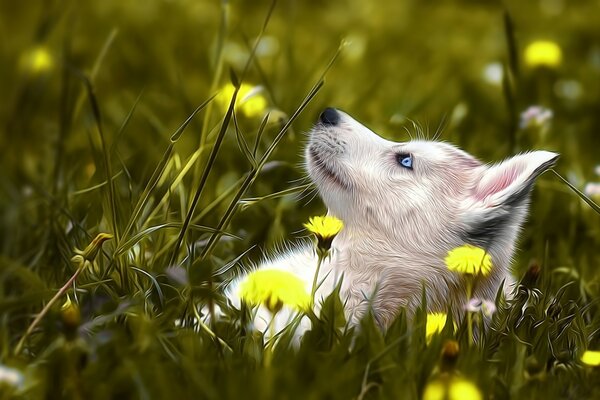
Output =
[{"x1": 1, "y1": 0, "x2": 600, "y2": 398}]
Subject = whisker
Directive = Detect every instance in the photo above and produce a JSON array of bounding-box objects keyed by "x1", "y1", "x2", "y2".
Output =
[
  {"x1": 302, "y1": 188, "x2": 321, "y2": 206},
  {"x1": 433, "y1": 113, "x2": 448, "y2": 141},
  {"x1": 403, "y1": 126, "x2": 414, "y2": 141},
  {"x1": 296, "y1": 182, "x2": 317, "y2": 201}
]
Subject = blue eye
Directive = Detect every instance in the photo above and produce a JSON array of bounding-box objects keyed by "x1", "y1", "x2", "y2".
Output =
[{"x1": 397, "y1": 153, "x2": 413, "y2": 170}]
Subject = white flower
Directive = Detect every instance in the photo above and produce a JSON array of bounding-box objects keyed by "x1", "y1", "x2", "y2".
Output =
[
  {"x1": 519, "y1": 106, "x2": 553, "y2": 130},
  {"x1": 584, "y1": 183, "x2": 600, "y2": 197},
  {"x1": 554, "y1": 79, "x2": 583, "y2": 101},
  {"x1": 0, "y1": 364, "x2": 24, "y2": 389},
  {"x1": 482, "y1": 62, "x2": 503, "y2": 86},
  {"x1": 465, "y1": 298, "x2": 497, "y2": 317}
]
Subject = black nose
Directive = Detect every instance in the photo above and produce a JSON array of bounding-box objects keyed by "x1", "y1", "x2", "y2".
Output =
[{"x1": 319, "y1": 107, "x2": 340, "y2": 125}]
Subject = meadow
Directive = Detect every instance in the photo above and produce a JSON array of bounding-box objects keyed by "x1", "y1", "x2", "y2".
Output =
[{"x1": 1, "y1": 0, "x2": 600, "y2": 398}]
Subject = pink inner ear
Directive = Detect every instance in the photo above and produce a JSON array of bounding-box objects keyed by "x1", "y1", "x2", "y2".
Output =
[{"x1": 474, "y1": 164, "x2": 522, "y2": 201}]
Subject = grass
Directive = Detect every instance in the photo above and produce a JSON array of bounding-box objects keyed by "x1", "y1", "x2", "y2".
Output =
[{"x1": 1, "y1": 0, "x2": 600, "y2": 398}]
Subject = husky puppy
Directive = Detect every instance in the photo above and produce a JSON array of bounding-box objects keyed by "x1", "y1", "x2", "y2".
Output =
[{"x1": 228, "y1": 108, "x2": 558, "y2": 332}]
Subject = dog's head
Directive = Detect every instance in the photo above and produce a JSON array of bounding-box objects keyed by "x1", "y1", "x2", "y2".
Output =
[{"x1": 306, "y1": 108, "x2": 558, "y2": 264}]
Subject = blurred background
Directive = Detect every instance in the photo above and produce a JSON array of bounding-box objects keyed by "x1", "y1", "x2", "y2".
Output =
[{"x1": 2, "y1": 0, "x2": 600, "y2": 397}]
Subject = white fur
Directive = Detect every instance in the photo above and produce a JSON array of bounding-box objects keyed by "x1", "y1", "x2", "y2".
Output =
[{"x1": 227, "y1": 110, "x2": 558, "y2": 334}]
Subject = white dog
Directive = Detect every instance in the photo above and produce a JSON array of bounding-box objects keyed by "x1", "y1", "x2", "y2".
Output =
[{"x1": 228, "y1": 108, "x2": 558, "y2": 333}]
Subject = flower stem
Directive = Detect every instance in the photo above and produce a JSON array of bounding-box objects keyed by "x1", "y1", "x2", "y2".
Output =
[
  {"x1": 264, "y1": 314, "x2": 277, "y2": 368},
  {"x1": 191, "y1": 302, "x2": 232, "y2": 353},
  {"x1": 466, "y1": 279, "x2": 474, "y2": 347},
  {"x1": 311, "y1": 252, "x2": 325, "y2": 305},
  {"x1": 14, "y1": 260, "x2": 87, "y2": 356}
]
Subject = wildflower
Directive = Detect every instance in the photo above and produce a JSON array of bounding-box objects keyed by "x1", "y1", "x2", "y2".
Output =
[
  {"x1": 581, "y1": 350, "x2": 600, "y2": 367},
  {"x1": 465, "y1": 298, "x2": 497, "y2": 317},
  {"x1": 524, "y1": 40, "x2": 562, "y2": 68},
  {"x1": 482, "y1": 62, "x2": 503, "y2": 86},
  {"x1": 445, "y1": 244, "x2": 492, "y2": 276},
  {"x1": 423, "y1": 377, "x2": 482, "y2": 400},
  {"x1": 73, "y1": 232, "x2": 113, "y2": 264},
  {"x1": 304, "y1": 215, "x2": 344, "y2": 302},
  {"x1": 239, "y1": 269, "x2": 310, "y2": 314},
  {"x1": 216, "y1": 82, "x2": 268, "y2": 118},
  {"x1": 20, "y1": 46, "x2": 54, "y2": 74},
  {"x1": 0, "y1": 364, "x2": 24, "y2": 389},
  {"x1": 584, "y1": 183, "x2": 600, "y2": 198},
  {"x1": 426, "y1": 312, "x2": 448, "y2": 341},
  {"x1": 554, "y1": 79, "x2": 583, "y2": 101},
  {"x1": 304, "y1": 215, "x2": 344, "y2": 254},
  {"x1": 519, "y1": 105, "x2": 553, "y2": 131}
]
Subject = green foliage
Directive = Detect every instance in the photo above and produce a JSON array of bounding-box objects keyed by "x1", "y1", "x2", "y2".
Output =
[{"x1": 1, "y1": 0, "x2": 600, "y2": 398}]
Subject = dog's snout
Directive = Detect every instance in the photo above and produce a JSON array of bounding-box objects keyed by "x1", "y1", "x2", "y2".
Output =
[{"x1": 319, "y1": 107, "x2": 340, "y2": 126}]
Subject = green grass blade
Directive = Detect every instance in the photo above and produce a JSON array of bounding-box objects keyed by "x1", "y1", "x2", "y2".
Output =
[
  {"x1": 252, "y1": 112, "x2": 271, "y2": 158},
  {"x1": 120, "y1": 97, "x2": 214, "y2": 243},
  {"x1": 232, "y1": 110, "x2": 256, "y2": 167},
  {"x1": 551, "y1": 170, "x2": 600, "y2": 214},
  {"x1": 169, "y1": 85, "x2": 240, "y2": 266}
]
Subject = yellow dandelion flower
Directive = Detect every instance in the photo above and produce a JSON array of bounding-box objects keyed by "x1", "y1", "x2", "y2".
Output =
[
  {"x1": 524, "y1": 40, "x2": 562, "y2": 69},
  {"x1": 304, "y1": 215, "x2": 344, "y2": 253},
  {"x1": 445, "y1": 244, "x2": 492, "y2": 276},
  {"x1": 581, "y1": 350, "x2": 600, "y2": 367},
  {"x1": 423, "y1": 378, "x2": 482, "y2": 400},
  {"x1": 426, "y1": 312, "x2": 448, "y2": 341},
  {"x1": 216, "y1": 82, "x2": 268, "y2": 118},
  {"x1": 239, "y1": 269, "x2": 310, "y2": 314},
  {"x1": 423, "y1": 380, "x2": 445, "y2": 400},
  {"x1": 20, "y1": 46, "x2": 54, "y2": 74},
  {"x1": 449, "y1": 379, "x2": 482, "y2": 400}
]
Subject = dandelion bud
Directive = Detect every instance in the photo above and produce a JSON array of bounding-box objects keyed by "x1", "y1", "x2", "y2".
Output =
[
  {"x1": 524, "y1": 355, "x2": 545, "y2": 380},
  {"x1": 441, "y1": 340, "x2": 460, "y2": 372},
  {"x1": 70, "y1": 254, "x2": 85, "y2": 266},
  {"x1": 74, "y1": 233, "x2": 113, "y2": 263},
  {"x1": 521, "y1": 261, "x2": 541, "y2": 287},
  {"x1": 61, "y1": 295, "x2": 81, "y2": 334}
]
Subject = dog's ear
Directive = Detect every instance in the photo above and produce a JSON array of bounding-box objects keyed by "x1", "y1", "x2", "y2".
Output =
[
  {"x1": 471, "y1": 151, "x2": 558, "y2": 208},
  {"x1": 463, "y1": 151, "x2": 558, "y2": 246}
]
